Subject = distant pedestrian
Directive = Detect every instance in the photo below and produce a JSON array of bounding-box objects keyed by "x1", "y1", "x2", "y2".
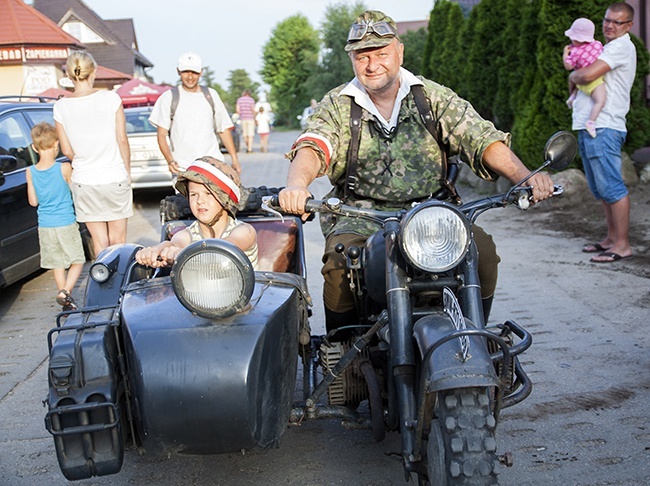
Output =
[
  {"x1": 300, "y1": 99, "x2": 318, "y2": 130},
  {"x1": 25, "y1": 122, "x2": 85, "y2": 312},
  {"x1": 54, "y1": 51, "x2": 133, "y2": 258},
  {"x1": 563, "y1": 18, "x2": 607, "y2": 138},
  {"x1": 569, "y1": 2, "x2": 636, "y2": 263},
  {"x1": 149, "y1": 52, "x2": 241, "y2": 174},
  {"x1": 255, "y1": 91, "x2": 274, "y2": 126},
  {"x1": 236, "y1": 89, "x2": 256, "y2": 153},
  {"x1": 255, "y1": 106, "x2": 271, "y2": 153}
]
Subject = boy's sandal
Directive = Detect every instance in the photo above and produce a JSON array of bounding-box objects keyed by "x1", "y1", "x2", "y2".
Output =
[{"x1": 56, "y1": 289, "x2": 76, "y2": 308}]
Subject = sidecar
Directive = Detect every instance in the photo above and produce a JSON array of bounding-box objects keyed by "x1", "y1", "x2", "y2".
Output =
[{"x1": 44, "y1": 213, "x2": 311, "y2": 481}]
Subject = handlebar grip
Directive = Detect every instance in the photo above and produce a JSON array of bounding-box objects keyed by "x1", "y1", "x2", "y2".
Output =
[
  {"x1": 304, "y1": 197, "x2": 317, "y2": 213},
  {"x1": 264, "y1": 193, "x2": 316, "y2": 214}
]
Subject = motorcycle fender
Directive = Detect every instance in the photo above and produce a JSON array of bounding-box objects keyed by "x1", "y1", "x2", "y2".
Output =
[
  {"x1": 413, "y1": 312, "x2": 498, "y2": 393},
  {"x1": 120, "y1": 277, "x2": 304, "y2": 456}
]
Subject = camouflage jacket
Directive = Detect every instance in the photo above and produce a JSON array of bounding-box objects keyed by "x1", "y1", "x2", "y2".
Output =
[{"x1": 286, "y1": 71, "x2": 510, "y2": 237}]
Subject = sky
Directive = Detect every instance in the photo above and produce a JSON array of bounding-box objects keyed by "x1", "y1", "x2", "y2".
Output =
[{"x1": 80, "y1": 0, "x2": 433, "y2": 88}]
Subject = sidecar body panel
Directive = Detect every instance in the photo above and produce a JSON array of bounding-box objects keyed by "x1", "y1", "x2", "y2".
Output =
[
  {"x1": 413, "y1": 312, "x2": 498, "y2": 392},
  {"x1": 45, "y1": 308, "x2": 124, "y2": 480},
  {"x1": 120, "y1": 276, "x2": 304, "y2": 455}
]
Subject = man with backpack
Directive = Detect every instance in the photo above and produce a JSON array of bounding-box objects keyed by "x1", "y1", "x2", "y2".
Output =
[
  {"x1": 149, "y1": 52, "x2": 241, "y2": 175},
  {"x1": 278, "y1": 10, "x2": 556, "y2": 330}
]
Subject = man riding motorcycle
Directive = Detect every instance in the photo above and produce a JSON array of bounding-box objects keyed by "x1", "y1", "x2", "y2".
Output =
[{"x1": 279, "y1": 10, "x2": 555, "y2": 330}]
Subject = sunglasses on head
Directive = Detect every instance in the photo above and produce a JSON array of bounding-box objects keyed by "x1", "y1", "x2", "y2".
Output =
[{"x1": 347, "y1": 21, "x2": 397, "y2": 42}]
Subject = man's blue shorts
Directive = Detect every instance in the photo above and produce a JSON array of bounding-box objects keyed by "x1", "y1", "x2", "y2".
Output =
[{"x1": 578, "y1": 128, "x2": 628, "y2": 203}]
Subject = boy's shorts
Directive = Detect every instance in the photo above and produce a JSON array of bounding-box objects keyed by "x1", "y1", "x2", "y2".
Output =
[
  {"x1": 577, "y1": 75, "x2": 605, "y2": 96},
  {"x1": 39, "y1": 222, "x2": 86, "y2": 269}
]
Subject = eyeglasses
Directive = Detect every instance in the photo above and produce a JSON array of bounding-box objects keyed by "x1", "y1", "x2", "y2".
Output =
[
  {"x1": 603, "y1": 17, "x2": 632, "y2": 26},
  {"x1": 347, "y1": 21, "x2": 397, "y2": 42}
]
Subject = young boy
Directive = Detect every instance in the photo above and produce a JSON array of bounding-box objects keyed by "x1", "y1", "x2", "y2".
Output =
[
  {"x1": 25, "y1": 122, "x2": 85, "y2": 311},
  {"x1": 563, "y1": 17, "x2": 607, "y2": 138},
  {"x1": 135, "y1": 156, "x2": 257, "y2": 268}
]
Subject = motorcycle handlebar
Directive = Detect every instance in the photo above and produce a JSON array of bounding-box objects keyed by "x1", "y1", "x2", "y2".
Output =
[{"x1": 262, "y1": 184, "x2": 563, "y2": 222}]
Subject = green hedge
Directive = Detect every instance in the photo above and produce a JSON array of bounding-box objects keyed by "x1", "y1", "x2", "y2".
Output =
[{"x1": 423, "y1": 0, "x2": 650, "y2": 168}]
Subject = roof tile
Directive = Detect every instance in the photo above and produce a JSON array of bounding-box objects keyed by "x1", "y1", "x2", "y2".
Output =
[{"x1": 0, "y1": 0, "x2": 82, "y2": 47}]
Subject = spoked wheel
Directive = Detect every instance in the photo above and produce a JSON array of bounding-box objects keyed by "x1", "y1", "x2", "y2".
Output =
[{"x1": 426, "y1": 387, "x2": 498, "y2": 485}]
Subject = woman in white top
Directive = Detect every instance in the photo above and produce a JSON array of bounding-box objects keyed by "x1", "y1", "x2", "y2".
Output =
[{"x1": 54, "y1": 51, "x2": 133, "y2": 257}]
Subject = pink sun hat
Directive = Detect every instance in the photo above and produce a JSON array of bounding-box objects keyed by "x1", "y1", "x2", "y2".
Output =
[{"x1": 565, "y1": 18, "x2": 596, "y2": 43}]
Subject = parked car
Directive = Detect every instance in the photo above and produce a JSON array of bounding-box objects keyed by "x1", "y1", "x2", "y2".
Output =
[
  {"x1": 124, "y1": 106, "x2": 173, "y2": 190},
  {"x1": 0, "y1": 96, "x2": 93, "y2": 290},
  {"x1": 125, "y1": 106, "x2": 241, "y2": 190},
  {"x1": 226, "y1": 113, "x2": 242, "y2": 153}
]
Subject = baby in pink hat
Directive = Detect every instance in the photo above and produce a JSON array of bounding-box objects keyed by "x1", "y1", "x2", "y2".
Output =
[{"x1": 562, "y1": 17, "x2": 606, "y2": 138}]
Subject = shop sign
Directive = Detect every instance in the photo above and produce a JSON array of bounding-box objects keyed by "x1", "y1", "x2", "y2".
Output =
[{"x1": 0, "y1": 46, "x2": 70, "y2": 64}]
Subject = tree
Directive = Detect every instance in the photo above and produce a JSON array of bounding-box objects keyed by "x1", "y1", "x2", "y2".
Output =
[
  {"x1": 312, "y1": 1, "x2": 366, "y2": 97},
  {"x1": 464, "y1": 0, "x2": 509, "y2": 121},
  {"x1": 512, "y1": 0, "x2": 610, "y2": 165},
  {"x1": 626, "y1": 34, "x2": 650, "y2": 153},
  {"x1": 423, "y1": 0, "x2": 451, "y2": 81},
  {"x1": 201, "y1": 66, "x2": 227, "y2": 104},
  {"x1": 224, "y1": 69, "x2": 260, "y2": 112},
  {"x1": 402, "y1": 27, "x2": 428, "y2": 76},
  {"x1": 260, "y1": 14, "x2": 320, "y2": 127}
]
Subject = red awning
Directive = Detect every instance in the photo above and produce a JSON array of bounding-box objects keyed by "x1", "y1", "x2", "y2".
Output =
[
  {"x1": 37, "y1": 87, "x2": 72, "y2": 101},
  {"x1": 115, "y1": 78, "x2": 171, "y2": 107}
]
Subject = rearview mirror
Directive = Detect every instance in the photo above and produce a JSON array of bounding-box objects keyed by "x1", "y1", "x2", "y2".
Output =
[{"x1": 543, "y1": 131, "x2": 577, "y2": 171}]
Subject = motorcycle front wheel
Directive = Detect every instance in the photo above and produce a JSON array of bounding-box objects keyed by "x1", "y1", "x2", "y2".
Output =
[{"x1": 426, "y1": 387, "x2": 498, "y2": 485}]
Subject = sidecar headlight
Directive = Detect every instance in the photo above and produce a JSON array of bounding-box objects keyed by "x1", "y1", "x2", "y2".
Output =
[
  {"x1": 400, "y1": 202, "x2": 470, "y2": 272},
  {"x1": 171, "y1": 239, "x2": 255, "y2": 318}
]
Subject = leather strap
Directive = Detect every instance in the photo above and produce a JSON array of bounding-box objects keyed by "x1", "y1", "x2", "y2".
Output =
[
  {"x1": 343, "y1": 100, "x2": 363, "y2": 202},
  {"x1": 344, "y1": 85, "x2": 461, "y2": 205},
  {"x1": 411, "y1": 84, "x2": 461, "y2": 204}
]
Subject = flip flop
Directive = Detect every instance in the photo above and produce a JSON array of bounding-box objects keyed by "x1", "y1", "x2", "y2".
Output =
[
  {"x1": 590, "y1": 251, "x2": 633, "y2": 263},
  {"x1": 582, "y1": 242, "x2": 610, "y2": 253}
]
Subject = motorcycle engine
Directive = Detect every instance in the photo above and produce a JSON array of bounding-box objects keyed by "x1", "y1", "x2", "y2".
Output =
[{"x1": 320, "y1": 339, "x2": 370, "y2": 407}]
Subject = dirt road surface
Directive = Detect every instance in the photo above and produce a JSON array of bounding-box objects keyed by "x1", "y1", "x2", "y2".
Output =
[{"x1": 1, "y1": 130, "x2": 648, "y2": 485}]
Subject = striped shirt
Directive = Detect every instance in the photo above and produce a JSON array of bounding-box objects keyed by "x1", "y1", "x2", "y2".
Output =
[{"x1": 236, "y1": 95, "x2": 256, "y2": 120}]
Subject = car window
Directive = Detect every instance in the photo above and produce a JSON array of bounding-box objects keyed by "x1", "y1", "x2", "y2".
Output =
[
  {"x1": 0, "y1": 113, "x2": 36, "y2": 171},
  {"x1": 125, "y1": 111, "x2": 157, "y2": 134},
  {"x1": 24, "y1": 109, "x2": 55, "y2": 126},
  {"x1": 23, "y1": 109, "x2": 66, "y2": 160}
]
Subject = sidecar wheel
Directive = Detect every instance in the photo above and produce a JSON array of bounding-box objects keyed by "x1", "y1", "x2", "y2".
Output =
[{"x1": 427, "y1": 387, "x2": 498, "y2": 485}]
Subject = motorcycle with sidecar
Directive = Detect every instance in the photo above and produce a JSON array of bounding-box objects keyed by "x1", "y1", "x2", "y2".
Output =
[{"x1": 44, "y1": 132, "x2": 576, "y2": 484}]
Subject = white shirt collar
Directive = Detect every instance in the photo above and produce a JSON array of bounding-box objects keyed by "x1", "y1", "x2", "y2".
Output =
[{"x1": 340, "y1": 68, "x2": 424, "y2": 130}]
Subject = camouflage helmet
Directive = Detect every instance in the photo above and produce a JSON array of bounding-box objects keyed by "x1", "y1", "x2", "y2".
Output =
[
  {"x1": 345, "y1": 10, "x2": 399, "y2": 52},
  {"x1": 175, "y1": 156, "x2": 242, "y2": 216}
]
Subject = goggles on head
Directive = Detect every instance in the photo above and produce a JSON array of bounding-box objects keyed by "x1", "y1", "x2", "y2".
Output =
[{"x1": 347, "y1": 21, "x2": 397, "y2": 42}]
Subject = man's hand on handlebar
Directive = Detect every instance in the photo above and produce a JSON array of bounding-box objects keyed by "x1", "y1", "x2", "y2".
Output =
[
  {"x1": 279, "y1": 186, "x2": 313, "y2": 220},
  {"x1": 527, "y1": 172, "x2": 555, "y2": 204}
]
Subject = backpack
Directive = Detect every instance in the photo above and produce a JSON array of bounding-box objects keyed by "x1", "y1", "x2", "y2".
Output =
[{"x1": 168, "y1": 86, "x2": 217, "y2": 151}]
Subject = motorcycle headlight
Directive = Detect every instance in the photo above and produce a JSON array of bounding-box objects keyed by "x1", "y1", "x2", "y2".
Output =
[
  {"x1": 400, "y1": 202, "x2": 470, "y2": 272},
  {"x1": 171, "y1": 239, "x2": 255, "y2": 318}
]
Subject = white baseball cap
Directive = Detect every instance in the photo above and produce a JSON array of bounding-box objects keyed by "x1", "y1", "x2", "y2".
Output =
[{"x1": 177, "y1": 52, "x2": 202, "y2": 73}]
